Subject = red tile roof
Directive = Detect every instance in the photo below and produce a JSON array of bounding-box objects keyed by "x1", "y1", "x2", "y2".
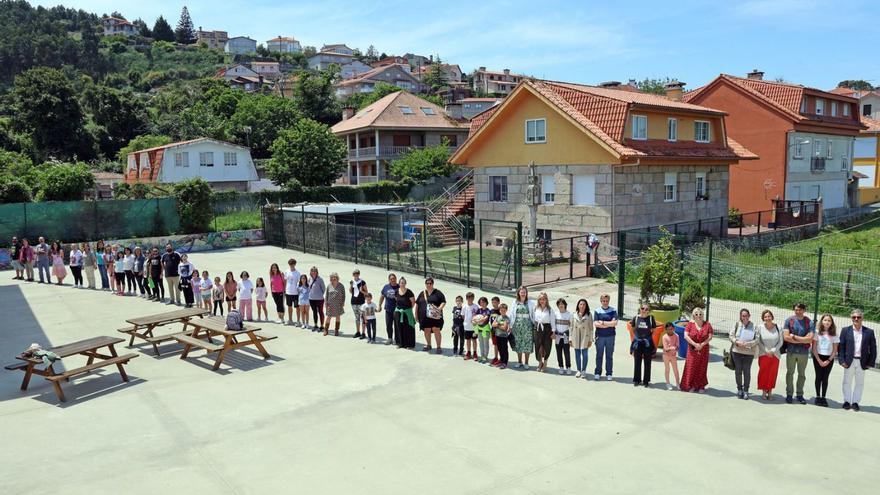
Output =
[
  {"x1": 467, "y1": 105, "x2": 499, "y2": 139},
  {"x1": 862, "y1": 116, "x2": 880, "y2": 133}
]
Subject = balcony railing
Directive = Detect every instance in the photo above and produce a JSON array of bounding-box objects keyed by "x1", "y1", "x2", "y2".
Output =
[{"x1": 347, "y1": 145, "x2": 459, "y2": 160}]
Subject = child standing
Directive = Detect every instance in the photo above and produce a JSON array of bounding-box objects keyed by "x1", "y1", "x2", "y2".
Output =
[
  {"x1": 192, "y1": 270, "x2": 202, "y2": 307},
  {"x1": 113, "y1": 251, "x2": 125, "y2": 296},
  {"x1": 238, "y1": 271, "x2": 254, "y2": 321},
  {"x1": 493, "y1": 304, "x2": 511, "y2": 369},
  {"x1": 554, "y1": 298, "x2": 572, "y2": 375},
  {"x1": 297, "y1": 274, "x2": 310, "y2": 328},
  {"x1": 489, "y1": 296, "x2": 502, "y2": 366},
  {"x1": 463, "y1": 292, "x2": 478, "y2": 360},
  {"x1": 199, "y1": 271, "x2": 212, "y2": 310},
  {"x1": 255, "y1": 277, "x2": 268, "y2": 321},
  {"x1": 224, "y1": 272, "x2": 237, "y2": 312},
  {"x1": 361, "y1": 293, "x2": 379, "y2": 343},
  {"x1": 662, "y1": 323, "x2": 681, "y2": 391},
  {"x1": 451, "y1": 296, "x2": 465, "y2": 356},
  {"x1": 212, "y1": 277, "x2": 224, "y2": 316},
  {"x1": 473, "y1": 297, "x2": 492, "y2": 363}
]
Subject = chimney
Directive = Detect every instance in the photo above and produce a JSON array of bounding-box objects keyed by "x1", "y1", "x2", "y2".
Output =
[
  {"x1": 342, "y1": 106, "x2": 355, "y2": 120},
  {"x1": 503, "y1": 69, "x2": 510, "y2": 75},
  {"x1": 599, "y1": 81, "x2": 622, "y2": 88},
  {"x1": 479, "y1": 66, "x2": 486, "y2": 72},
  {"x1": 664, "y1": 81, "x2": 686, "y2": 101},
  {"x1": 747, "y1": 69, "x2": 764, "y2": 80},
  {"x1": 628, "y1": 79, "x2": 637, "y2": 87}
]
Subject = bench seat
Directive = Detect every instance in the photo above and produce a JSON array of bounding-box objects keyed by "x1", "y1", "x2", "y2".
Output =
[
  {"x1": 174, "y1": 335, "x2": 224, "y2": 353},
  {"x1": 4, "y1": 361, "x2": 29, "y2": 371},
  {"x1": 144, "y1": 331, "x2": 191, "y2": 344},
  {"x1": 45, "y1": 354, "x2": 138, "y2": 382}
]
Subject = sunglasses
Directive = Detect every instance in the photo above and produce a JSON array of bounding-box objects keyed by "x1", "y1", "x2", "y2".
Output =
[{"x1": 852, "y1": 316, "x2": 863, "y2": 320}]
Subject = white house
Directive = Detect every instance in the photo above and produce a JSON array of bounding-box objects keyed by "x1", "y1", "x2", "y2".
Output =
[
  {"x1": 220, "y1": 64, "x2": 259, "y2": 80},
  {"x1": 102, "y1": 17, "x2": 136, "y2": 37},
  {"x1": 125, "y1": 138, "x2": 259, "y2": 192},
  {"x1": 267, "y1": 36, "x2": 302, "y2": 53},
  {"x1": 308, "y1": 52, "x2": 372, "y2": 78},
  {"x1": 225, "y1": 36, "x2": 257, "y2": 55}
]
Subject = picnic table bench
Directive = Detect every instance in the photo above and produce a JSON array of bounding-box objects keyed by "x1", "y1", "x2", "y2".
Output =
[
  {"x1": 174, "y1": 316, "x2": 276, "y2": 371},
  {"x1": 119, "y1": 308, "x2": 211, "y2": 355},
  {"x1": 4, "y1": 336, "x2": 137, "y2": 402}
]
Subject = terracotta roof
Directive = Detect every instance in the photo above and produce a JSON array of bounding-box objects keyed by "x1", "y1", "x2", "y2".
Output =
[
  {"x1": 268, "y1": 36, "x2": 297, "y2": 42},
  {"x1": 829, "y1": 87, "x2": 858, "y2": 96},
  {"x1": 458, "y1": 79, "x2": 756, "y2": 162},
  {"x1": 335, "y1": 64, "x2": 416, "y2": 87},
  {"x1": 862, "y1": 116, "x2": 880, "y2": 133},
  {"x1": 331, "y1": 91, "x2": 466, "y2": 134},
  {"x1": 852, "y1": 170, "x2": 870, "y2": 179}
]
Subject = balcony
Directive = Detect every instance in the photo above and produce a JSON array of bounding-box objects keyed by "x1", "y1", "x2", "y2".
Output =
[{"x1": 347, "y1": 145, "x2": 459, "y2": 160}]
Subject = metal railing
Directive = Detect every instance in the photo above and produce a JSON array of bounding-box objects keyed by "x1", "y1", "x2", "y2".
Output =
[
  {"x1": 347, "y1": 144, "x2": 460, "y2": 160},
  {"x1": 425, "y1": 169, "x2": 474, "y2": 238}
]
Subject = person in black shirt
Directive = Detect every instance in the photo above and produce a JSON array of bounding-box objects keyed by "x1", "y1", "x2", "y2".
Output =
[
  {"x1": 350, "y1": 269, "x2": 367, "y2": 339},
  {"x1": 416, "y1": 277, "x2": 446, "y2": 354},
  {"x1": 394, "y1": 277, "x2": 417, "y2": 349},
  {"x1": 378, "y1": 274, "x2": 400, "y2": 346},
  {"x1": 161, "y1": 243, "x2": 182, "y2": 305},
  {"x1": 630, "y1": 304, "x2": 657, "y2": 387},
  {"x1": 11, "y1": 237, "x2": 23, "y2": 280},
  {"x1": 147, "y1": 247, "x2": 164, "y2": 301},
  {"x1": 452, "y1": 295, "x2": 465, "y2": 356}
]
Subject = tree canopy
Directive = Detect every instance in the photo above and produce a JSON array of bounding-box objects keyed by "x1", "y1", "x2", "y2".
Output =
[
  {"x1": 152, "y1": 15, "x2": 174, "y2": 42},
  {"x1": 636, "y1": 77, "x2": 674, "y2": 95},
  {"x1": 267, "y1": 118, "x2": 346, "y2": 187},
  {"x1": 837, "y1": 80, "x2": 874, "y2": 91},
  {"x1": 174, "y1": 6, "x2": 196, "y2": 44},
  {"x1": 389, "y1": 142, "x2": 457, "y2": 183}
]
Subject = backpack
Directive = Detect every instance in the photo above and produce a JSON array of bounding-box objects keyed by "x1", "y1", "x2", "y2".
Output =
[{"x1": 226, "y1": 309, "x2": 243, "y2": 330}]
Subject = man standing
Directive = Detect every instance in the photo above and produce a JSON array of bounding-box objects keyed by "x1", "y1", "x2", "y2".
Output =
[
  {"x1": 593, "y1": 293, "x2": 618, "y2": 381},
  {"x1": 838, "y1": 309, "x2": 877, "y2": 412},
  {"x1": 34, "y1": 236, "x2": 51, "y2": 283},
  {"x1": 19, "y1": 238, "x2": 34, "y2": 281},
  {"x1": 283, "y1": 258, "x2": 301, "y2": 325},
  {"x1": 377, "y1": 274, "x2": 399, "y2": 345},
  {"x1": 783, "y1": 302, "x2": 814, "y2": 404},
  {"x1": 10, "y1": 237, "x2": 23, "y2": 280},
  {"x1": 160, "y1": 243, "x2": 182, "y2": 305},
  {"x1": 350, "y1": 269, "x2": 367, "y2": 339}
]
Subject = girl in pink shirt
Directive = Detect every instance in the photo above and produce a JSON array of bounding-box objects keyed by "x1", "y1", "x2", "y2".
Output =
[
  {"x1": 662, "y1": 323, "x2": 681, "y2": 391},
  {"x1": 269, "y1": 263, "x2": 285, "y2": 323}
]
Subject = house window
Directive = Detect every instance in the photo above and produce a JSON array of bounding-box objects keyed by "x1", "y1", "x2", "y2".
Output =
[
  {"x1": 489, "y1": 176, "x2": 508, "y2": 202},
  {"x1": 541, "y1": 175, "x2": 555, "y2": 204},
  {"x1": 224, "y1": 152, "x2": 237, "y2": 166},
  {"x1": 667, "y1": 118, "x2": 678, "y2": 142},
  {"x1": 813, "y1": 140, "x2": 824, "y2": 157},
  {"x1": 695, "y1": 171, "x2": 706, "y2": 199},
  {"x1": 631, "y1": 115, "x2": 647, "y2": 140},
  {"x1": 199, "y1": 152, "x2": 214, "y2": 167},
  {"x1": 826, "y1": 140, "x2": 833, "y2": 159},
  {"x1": 536, "y1": 229, "x2": 552, "y2": 241},
  {"x1": 800, "y1": 98, "x2": 807, "y2": 113},
  {"x1": 843, "y1": 103, "x2": 851, "y2": 117},
  {"x1": 694, "y1": 121, "x2": 710, "y2": 143},
  {"x1": 815, "y1": 98, "x2": 824, "y2": 115},
  {"x1": 420, "y1": 107, "x2": 435, "y2": 115},
  {"x1": 664, "y1": 172, "x2": 677, "y2": 202},
  {"x1": 865, "y1": 104, "x2": 873, "y2": 116},
  {"x1": 525, "y1": 119, "x2": 546, "y2": 143},
  {"x1": 174, "y1": 152, "x2": 189, "y2": 167},
  {"x1": 572, "y1": 174, "x2": 596, "y2": 206},
  {"x1": 831, "y1": 101, "x2": 838, "y2": 117},
  {"x1": 793, "y1": 138, "x2": 803, "y2": 159},
  {"x1": 399, "y1": 106, "x2": 414, "y2": 115}
]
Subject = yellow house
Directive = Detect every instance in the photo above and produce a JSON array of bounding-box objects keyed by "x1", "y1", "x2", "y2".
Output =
[
  {"x1": 855, "y1": 116, "x2": 880, "y2": 205},
  {"x1": 449, "y1": 79, "x2": 756, "y2": 239}
]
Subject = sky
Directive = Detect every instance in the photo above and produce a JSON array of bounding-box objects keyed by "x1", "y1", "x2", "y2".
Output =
[{"x1": 36, "y1": 0, "x2": 880, "y2": 90}]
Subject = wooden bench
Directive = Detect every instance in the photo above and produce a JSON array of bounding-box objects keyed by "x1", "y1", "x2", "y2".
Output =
[
  {"x1": 176, "y1": 316, "x2": 275, "y2": 371},
  {"x1": 174, "y1": 335, "x2": 223, "y2": 353},
  {"x1": 4, "y1": 362, "x2": 29, "y2": 371},
  {"x1": 122, "y1": 308, "x2": 210, "y2": 355}
]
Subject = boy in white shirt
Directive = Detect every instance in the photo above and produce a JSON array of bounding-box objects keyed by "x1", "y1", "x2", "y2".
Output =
[
  {"x1": 360, "y1": 293, "x2": 379, "y2": 343},
  {"x1": 283, "y1": 258, "x2": 301, "y2": 325},
  {"x1": 462, "y1": 292, "x2": 479, "y2": 360}
]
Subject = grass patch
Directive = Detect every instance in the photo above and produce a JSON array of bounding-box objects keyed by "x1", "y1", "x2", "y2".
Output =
[{"x1": 211, "y1": 210, "x2": 261, "y2": 231}]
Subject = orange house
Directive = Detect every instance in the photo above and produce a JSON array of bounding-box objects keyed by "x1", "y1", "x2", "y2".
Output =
[{"x1": 684, "y1": 71, "x2": 864, "y2": 214}]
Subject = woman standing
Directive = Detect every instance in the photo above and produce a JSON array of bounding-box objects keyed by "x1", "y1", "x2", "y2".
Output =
[
  {"x1": 308, "y1": 267, "x2": 326, "y2": 330},
  {"x1": 147, "y1": 247, "x2": 164, "y2": 301},
  {"x1": 554, "y1": 298, "x2": 573, "y2": 375},
  {"x1": 812, "y1": 314, "x2": 839, "y2": 407},
  {"x1": 532, "y1": 293, "x2": 555, "y2": 373},
  {"x1": 95, "y1": 240, "x2": 109, "y2": 290},
  {"x1": 630, "y1": 304, "x2": 657, "y2": 387},
  {"x1": 122, "y1": 247, "x2": 136, "y2": 295},
  {"x1": 50, "y1": 241, "x2": 67, "y2": 285},
  {"x1": 416, "y1": 277, "x2": 446, "y2": 354},
  {"x1": 103, "y1": 246, "x2": 115, "y2": 292},
  {"x1": 323, "y1": 273, "x2": 346, "y2": 336},
  {"x1": 680, "y1": 307, "x2": 712, "y2": 393},
  {"x1": 394, "y1": 277, "x2": 417, "y2": 349},
  {"x1": 178, "y1": 254, "x2": 195, "y2": 307},
  {"x1": 571, "y1": 299, "x2": 594, "y2": 379},
  {"x1": 509, "y1": 286, "x2": 535, "y2": 369},
  {"x1": 269, "y1": 263, "x2": 285, "y2": 323},
  {"x1": 68, "y1": 243, "x2": 83, "y2": 288},
  {"x1": 133, "y1": 247, "x2": 147, "y2": 297},
  {"x1": 81, "y1": 243, "x2": 96, "y2": 289},
  {"x1": 757, "y1": 309, "x2": 783, "y2": 400},
  {"x1": 729, "y1": 308, "x2": 758, "y2": 400}
]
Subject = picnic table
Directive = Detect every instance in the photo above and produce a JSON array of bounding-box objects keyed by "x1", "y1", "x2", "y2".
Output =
[
  {"x1": 4, "y1": 336, "x2": 138, "y2": 402},
  {"x1": 174, "y1": 316, "x2": 276, "y2": 371},
  {"x1": 119, "y1": 308, "x2": 211, "y2": 355}
]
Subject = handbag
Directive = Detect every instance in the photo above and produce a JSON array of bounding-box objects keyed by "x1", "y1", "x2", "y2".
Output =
[
  {"x1": 723, "y1": 323, "x2": 738, "y2": 370},
  {"x1": 422, "y1": 290, "x2": 442, "y2": 319}
]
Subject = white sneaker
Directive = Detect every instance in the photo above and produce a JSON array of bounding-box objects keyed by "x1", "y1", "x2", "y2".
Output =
[
  {"x1": 666, "y1": 384, "x2": 674, "y2": 391},
  {"x1": 606, "y1": 375, "x2": 612, "y2": 382},
  {"x1": 523, "y1": 364, "x2": 530, "y2": 370},
  {"x1": 566, "y1": 368, "x2": 572, "y2": 375},
  {"x1": 575, "y1": 371, "x2": 582, "y2": 378},
  {"x1": 558, "y1": 368, "x2": 564, "y2": 375},
  {"x1": 594, "y1": 374, "x2": 600, "y2": 381}
]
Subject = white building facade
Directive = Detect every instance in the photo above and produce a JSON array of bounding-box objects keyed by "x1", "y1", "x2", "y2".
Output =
[
  {"x1": 786, "y1": 132, "x2": 855, "y2": 209},
  {"x1": 225, "y1": 37, "x2": 257, "y2": 55},
  {"x1": 126, "y1": 139, "x2": 259, "y2": 192}
]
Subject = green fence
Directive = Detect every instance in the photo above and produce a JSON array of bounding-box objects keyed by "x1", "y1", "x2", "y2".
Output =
[{"x1": 0, "y1": 198, "x2": 181, "y2": 244}]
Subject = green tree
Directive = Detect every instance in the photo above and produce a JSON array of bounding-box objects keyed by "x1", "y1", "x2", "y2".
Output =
[
  {"x1": 0, "y1": 176, "x2": 32, "y2": 203},
  {"x1": 292, "y1": 70, "x2": 341, "y2": 125},
  {"x1": 636, "y1": 77, "x2": 674, "y2": 95},
  {"x1": 11, "y1": 67, "x2": 95, "y2": 161},
  {"x1": 82, "y1": 85, "x2": 148, "y2": 158},
  {"x1": 36, "y1": 162, "x2": 96, "y2": 201},
  {"x1": 174, "y1": 177, "x2": 213, "y2": 233},
  {"x1": 837, "y1": 79, "x2": 874, "y2": 91},
  {"x1": 267, "y1": 118, "x2": 346, "y2": 187},
  {"x1": 389, "y1": 142, "x2": 457, "y2": 183},
  {"x1": 133, "y1": 18, "x2": 151, "y2": 37},
  {"x1": 422, "y1": 59, "x2": 448, "y2": 94},
  {"x1": 228, "y1": 93, "x2": 300, "y2": 158},
  {"x1": 174, "y1": 6, "x2": 196, "y2": 44},
  {"x1": 638, "y1": 228, "x2": 681, "y2": 310},
  {"x1": 116, "y1": 134, "x2": 172, "y2": 162},
  {"x1": 152, "y1": 15, "x2": 175, "y2": 42}
]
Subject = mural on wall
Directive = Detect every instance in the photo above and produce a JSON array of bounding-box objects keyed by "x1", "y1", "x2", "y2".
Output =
[{"x1": 0, "y1": 230, "x2": 265, "y2": 270}]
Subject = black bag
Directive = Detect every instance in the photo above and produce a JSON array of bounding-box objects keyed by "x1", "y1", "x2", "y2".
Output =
[{"x1": 508, "y1": 331, "x2": 517, "y2": 350}]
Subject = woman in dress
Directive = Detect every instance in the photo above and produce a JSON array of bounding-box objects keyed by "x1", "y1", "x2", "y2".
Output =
[
  {"x1": 571, "y1": 299, "x2": 594, "y2": 379},
  {"x1": 757, "y1": 309, "x2": 783, "y2": 400},
  {"x1": 394, "y1": 277, "x2": 417, "y2": 349},
  {"x1": 680, "y1": 307, "x2": 712, "y2": 393},
  {"x1": 532, "y1": 292, "x2": 555, "y2": 373},
  {"x1": 323, "y1": 272, "x2": 346, "y2": 336},
  {"x1": 509, "y1": 286, "x2": 535, "y2": 369},
  {"x1": 50, "y1": 241, "x2": 67, "y2": 285},
  {"x1": 416, "y1": 277, "x2": 446, "y2": 354}
]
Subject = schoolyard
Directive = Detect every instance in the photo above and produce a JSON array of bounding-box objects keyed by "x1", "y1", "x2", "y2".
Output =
[{"x1": 0, "y1": 244, "x2": 878, "y2": 495}]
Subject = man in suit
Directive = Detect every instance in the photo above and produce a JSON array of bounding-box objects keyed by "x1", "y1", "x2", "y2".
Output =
[{"x1": 838, "y1": 308, "x2": 877, "y2": 412}]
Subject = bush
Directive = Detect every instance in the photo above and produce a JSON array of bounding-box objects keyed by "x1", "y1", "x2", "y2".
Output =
[
  {"x1": 0, "y1": 176, "x2": 32, "y2": 203},
  {"x1": 638, "y1": 228, "x2": 681, "y2": 310},
  {"x1": 174, "y1": 177, "x2": 213, "y2": 233},
  {"x1": 389, "y1": 143, "x2": 458, "y2": 183},
  {"x1": 37, "y1": 162, "x2": 95, "y2": 201},
  {"x1": 359, "y1": 180, "x2": 414, "y2": 203},
  {"x1": 728, "y1": 207, "x2": 742, "y2": 228},
  {"x1": 680, "y1": 279, "x2": 706, "y2": 314}
]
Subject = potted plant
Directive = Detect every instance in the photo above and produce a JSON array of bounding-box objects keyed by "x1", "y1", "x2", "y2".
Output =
[{"x1": 638, "y1": 227, "x2": 681, "y2": 326}]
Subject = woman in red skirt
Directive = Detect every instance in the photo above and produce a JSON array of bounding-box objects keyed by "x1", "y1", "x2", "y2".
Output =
[
  {"x1": 681, "y1": 308, "x2": 713, "y2": 392},
  {"x1": 756, "y1": 309, "x2": 783, "y2": 400}
]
